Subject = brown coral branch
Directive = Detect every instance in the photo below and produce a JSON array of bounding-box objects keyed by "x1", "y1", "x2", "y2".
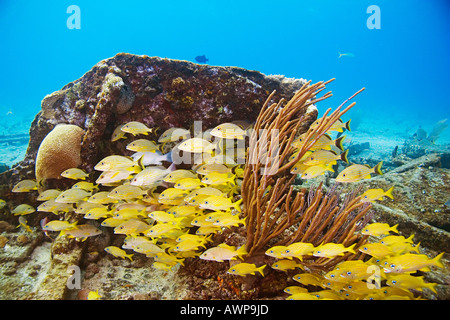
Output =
[{"x1": 242, "y1": 80, "x2": 368, "y2": 268}]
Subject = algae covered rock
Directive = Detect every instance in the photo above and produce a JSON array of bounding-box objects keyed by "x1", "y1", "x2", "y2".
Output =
[{"x1": 1, "y1": 53, "x2": 311, "y2": 185}]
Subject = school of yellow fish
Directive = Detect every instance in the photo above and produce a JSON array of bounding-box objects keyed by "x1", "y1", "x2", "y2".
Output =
[
  {"x1": 3, "y1": 115, "x2": 446, "y2": 299},
  {"x1": 267, "y1": 222, "x2": 445, "y2": 300}
]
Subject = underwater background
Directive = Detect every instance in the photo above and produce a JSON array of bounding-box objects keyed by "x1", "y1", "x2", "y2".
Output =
[
  {"x1": 1, "y1": 0, "x2": 450, "y2": 168},
  {"x1": 0, "y1": 0, "x2": 449, "y2": 301}
]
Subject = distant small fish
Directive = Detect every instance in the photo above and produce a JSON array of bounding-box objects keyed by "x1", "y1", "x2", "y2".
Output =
[
  {"x1": 338, "y1": 52, "x2": 355, "y2": 58},
  {"x1": 195, "y1": 55, "x2": 209, "y2": 63},
  {"x1": 227, "y1": 263, "x2": 266, "y2": 277},
  {"x1": 392, "y1": 145, "x2": 399, "y2": 158}
]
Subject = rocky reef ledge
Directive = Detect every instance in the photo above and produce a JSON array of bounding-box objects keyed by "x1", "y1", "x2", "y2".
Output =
[{"x1": 1, "y1": 53, "x2": 308, "y2": 186}]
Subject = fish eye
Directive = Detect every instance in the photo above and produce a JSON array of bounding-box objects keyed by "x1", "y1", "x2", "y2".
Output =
[
  {"x1": 231, "y1": 269, "x2": 235, "y2": 272},
  {"x1": 364, "y1": 196, "x2": 368, "y2": 199},
  {"x1": 391, "y1": 280, "x2": 397, "y2": 284},
  {"x1": 343, "y1": 174, "x2": 346, "y2": 177},
  {"x1": 348, "y1": 285, "x2": 353, "y2": 289},
  {"x1": 330, "y1": 274, "x2": 335, "y2": 278},
  {"x1": 285, "y1": 250, "x2": 290, "y2": 253},
  {"x1": 205, "y1": 201, "x2": 209, "y2": 204},
  {"x1": 317, "y1": 251, "x2": 321, "y2": 254},
  {"x1": 363, "y1": 247, "x2": 368, "y2": 251},
  {"x1": 390, "y1": 264, "x2": 395, "y2": 268},
  {"x1": 346, "y1": 271, "x2": 351, "y2": 275}
]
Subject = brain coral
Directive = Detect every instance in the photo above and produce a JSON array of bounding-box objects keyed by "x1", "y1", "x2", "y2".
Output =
[{"x1": 35, "y1": 124, "x2": 85, "y2": 183}]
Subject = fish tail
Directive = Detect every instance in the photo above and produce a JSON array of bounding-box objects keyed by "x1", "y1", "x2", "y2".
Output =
[
  {"x1": 228, "y1": 174, "x2": 237, "y2": 185},
  {"x1": 236, "y1": 245, "x2": 248, "y2": 258},
  {"x1": 385, "y1": 186, "x2": 394, "y2": 200},
  {"x1": 340, "y1": 149, "x2": 349, "y2": 164},
  {"x1": 373, "y1": 161, "x2": 383, "y2": 175},
  {"x1": 390, "y1": 224, "x2": 399, "y2": 234},
  {"x1": 347, "y1": 243, "x2": 356, "y2": 254},
  {"x1": 344, "y1": 119, "x2": 351, "y2": 131},
  {"x1": 335, "y1": 135, "x2": 346, "y2": 151},
  {"x1": 426, "y1": 282, "x2": 438, "y2": 294},
  {"x1": 412, "y1": 242, "x2": 421, "y2": 253},
  {"x1": 233, "y1": 198, "x2": 243, "y2": 213},
  {"x1": 257, "y1": 265, "x2": 266, "y2": 277},
  {"x1": 127, "y1": 254, "x2": 134, "y2": 262},
  {"x1": 431, "y1": 252, "x2": 445, "y2": 269}
]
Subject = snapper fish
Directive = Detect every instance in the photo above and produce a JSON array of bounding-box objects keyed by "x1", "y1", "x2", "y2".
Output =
[
  {"x1": 195, "y1": 163, "x2": 231, "y2": 175},
  {"x1": 358, "y1": 243, "x2": 395, "y2": 258},
  {"x1": 60, "y1": 224, "x2": 102, "y2": 241},
  {"x1": 312, "y1": 243, "x2": 356, "y2": 258},
  {"x1": 104, "y1": 246, "x2": 133, "y2": 261},
  {"x1": 61, "y1": 168, "x2": 89, "y2": 180},
  {"x1": 120, "y1": 121, "x2": 155, "y2": 136},
  {"x1": 201, "y1": 172, "x2": 236, "y2": 186},
  {"x1": 265, "y1": 246, "x2": 288, "y2": 259},
  {"x1": 382, "y1": 252, "x2": 444, "y2": 274},
  {"x1": 386, "y1": 274, "x2": 437, "y2": 293},
  {"x1": 227, "y1": 263, "x2": 266, "y2": 277},
  {"x1": 199, "y1": 196, "x2": 242, "y2": 212},
  {"x1": 42, "y1": 220, "x2": 78, "y2": 232},
  {"x1": 282, "y1": 242, "x2": 315, "y2": 261},
  {"x1": 12, "y1": 179, "x2": 38, "y2": 192},
  {"x1": 361, "y1": 223, "x2": 398, "y2": 237},
  {"x1": 271, "y1": 259, "x2": 304, "y2": 272},
  {"x1": 199, "y1": 243, "x2": 247, "y2": 262},
  {"x1": 210, "y1": 123, "x2": 246, "y2": 140},
  {"x1": 335, "y1": 161, "x2": 383, "y2": 183}
]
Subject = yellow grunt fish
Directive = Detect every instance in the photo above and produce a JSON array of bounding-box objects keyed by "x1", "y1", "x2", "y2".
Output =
[
  {"x1": 55, "y1": 188, "x2": 91, "y2": 204},
  {"x1": 177, "y1": 138, "x2": 215, "y2": 153},
  {"x1": 61, "y1": 168, "x2": 89, "y2": 180},
  {"x1": 12, "y1": 179, "x2": 38, "y2": 192},
  {"x1": 303, "y1": 149, "x2": 349, "y2": 166},
  {"x1": 121, "y1": 121, "x2": 155, "y2": 136},
  {"x1": 335, "y1": 161, "x2": 383, "y2": 183},
  {"x1": 201, "y1": 172, "x2": 236, "y2": 186},
  {"x1": 293, "y1": 273, "x2": 323, "y2": 286},
  {"x1": 36, "y1": 189, "x2": 61, "y2": 201},
  {"x1": 94, "y1": 155, "x2": 139, "y2": 172},
  {"x1": 210, "y1": 123, "x2": 246, "y2": 140},
  {"x1": 299, "y1": 163, "x2": 334, "y2": 179},
  {"x1": 360, "y1": 186, "x2": 394, "y2": 203},
  {"x1": 108, "y1": 185, "x2": 147, "y2": 200},
  {"x1": 126, "y1": 139, "x2": 159, "y2": 152},
  {"x1": 111, "y1": 124, "x2": 127, "y2": 142},
  {"x1": 158, "y1": 127, "x2": 190, "y2": 143},
  {"x1": 12, "y1": 204, "x2": 36, "y2": 216}
]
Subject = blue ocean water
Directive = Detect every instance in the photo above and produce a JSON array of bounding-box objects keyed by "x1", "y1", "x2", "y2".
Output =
[{"x1": 0, "y1": 0, "x2": 449, "y2": 151}]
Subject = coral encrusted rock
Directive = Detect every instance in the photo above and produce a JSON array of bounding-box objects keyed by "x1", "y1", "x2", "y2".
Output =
[{"x1": 1, "y1": 53, "x2": 314, "y2": 187}]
